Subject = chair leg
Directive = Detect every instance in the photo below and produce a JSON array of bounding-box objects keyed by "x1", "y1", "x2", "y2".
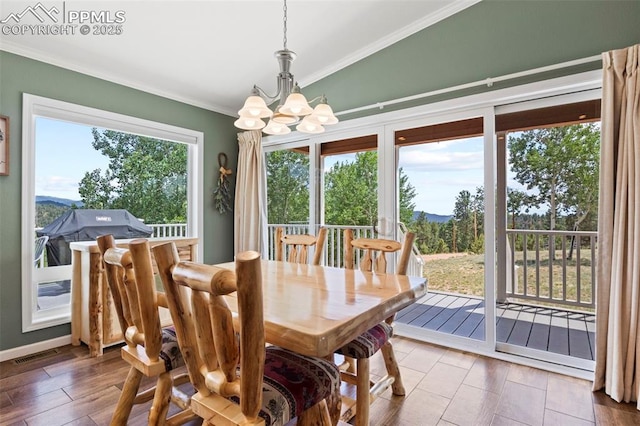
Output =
[
  {"x1": 297, "y1": 399, "x2": 333, "y2": 426},
  {"x1": 380, "y1": 341, "x2": 405, "y2": 396},
  {"x1": 325, "y1": 382, "x2": 342, "y2": 426},
  {"x1": 110, "y1": 366, "x2": 144, "y2": 426},
  {"x1": 355, "y1": 358, "x2": 370, "y2": 426},
  {"x1": 148, "y1": 371, "x2": 173, "y2": 425},
  {"x1": 344, "y1": 356, "x2": 357, "y2": 374}
]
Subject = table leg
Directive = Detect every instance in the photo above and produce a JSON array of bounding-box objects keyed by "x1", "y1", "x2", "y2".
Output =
[
  {"x1": 70, "y1": 250, "x2": 82, "y2": 346},
  {"x1": 381, "y1": 341, "x2": 405, "y2": 395},
  {"x1": 88, "y1": 252, "x2": 103, "y2": 357}
]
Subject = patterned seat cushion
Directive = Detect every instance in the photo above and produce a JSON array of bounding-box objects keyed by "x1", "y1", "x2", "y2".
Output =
[
  {"x1": 254, "y1": 346, "x2": 341, "y2": 425},
  {"x1": 335, "y1": 322, "x2": 393, "y2": 359},
  {"x1": 158, "y1": 326, "x2": 184, "y2": 371}
]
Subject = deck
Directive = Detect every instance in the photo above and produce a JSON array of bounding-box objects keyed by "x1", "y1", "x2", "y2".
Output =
[{"x1": 395, "y1": 291, "x2": 596, "y2": 361}]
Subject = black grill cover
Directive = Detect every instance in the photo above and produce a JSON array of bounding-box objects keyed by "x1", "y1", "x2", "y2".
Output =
[{"x1": 36, "y1": 209, "x2": 153, "y2": 266}]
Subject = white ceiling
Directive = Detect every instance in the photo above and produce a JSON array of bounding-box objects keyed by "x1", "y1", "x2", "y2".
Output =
[{"x1": 0, "y1": 1, "x2": 480, "y2": 116}]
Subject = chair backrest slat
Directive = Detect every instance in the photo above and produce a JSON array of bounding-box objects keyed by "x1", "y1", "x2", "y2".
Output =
[
  {"x1": 344, "y1": 229, "x2": 415, "y2": 275},
  {"x1": 98, "y1": 235, "x2": 162, "y2": 361},
  {"x1": 153, "y1": 242, "x2": 265, "y2": 423},
  {"x1": 129, "y1": 239, "x2": 162, "y2": 359},
  {"x1": 276, "y1": 227, "x2": 327, "y2": 265}
]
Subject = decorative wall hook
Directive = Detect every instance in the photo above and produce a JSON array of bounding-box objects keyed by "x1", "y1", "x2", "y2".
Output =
[{"x1": 213, "y1": 152, "x2": 233, "y2": 214}]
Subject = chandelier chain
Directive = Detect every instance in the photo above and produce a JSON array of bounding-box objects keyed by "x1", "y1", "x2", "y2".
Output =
[{"x1": 282, "y1": 0, "x2": 288, "y2": 50}]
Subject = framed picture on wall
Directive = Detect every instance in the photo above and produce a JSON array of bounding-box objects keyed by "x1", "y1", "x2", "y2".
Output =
[{"x1": 0, "y1": 115, "x2": 8, "y2": 176}]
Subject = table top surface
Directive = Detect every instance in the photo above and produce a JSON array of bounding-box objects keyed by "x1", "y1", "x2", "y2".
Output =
[{"x1": 215, "y1": 259, "x2": 427, "y2": 357}]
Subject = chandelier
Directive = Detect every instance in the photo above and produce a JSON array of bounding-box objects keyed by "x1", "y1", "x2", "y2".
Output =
[{"x1": 234, "y1": 0, "x2": 338, "y2": 135}]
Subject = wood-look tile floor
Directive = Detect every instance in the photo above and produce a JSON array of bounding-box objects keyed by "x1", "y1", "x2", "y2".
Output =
[{"x1": 1, "y1": 337, "x2": 639, "y2": 425}]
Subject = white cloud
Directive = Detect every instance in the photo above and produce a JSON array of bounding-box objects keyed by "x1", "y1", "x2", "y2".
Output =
[{"x1": 36, "y1": 175, "x2": 79, "y2": 198}]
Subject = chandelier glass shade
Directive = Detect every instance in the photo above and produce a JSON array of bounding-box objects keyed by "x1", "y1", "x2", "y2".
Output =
[{"x1": 234, "y1": 0, "x2": 338, "y2": 135}]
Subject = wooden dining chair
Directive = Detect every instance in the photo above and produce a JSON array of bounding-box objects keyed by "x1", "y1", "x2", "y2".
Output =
[
  {"x1": 97, "y1": 235, "x2": 196, "y2": 426},
  {"x1": 151, "y1": 241, "x2": 342, "y2": 426},
  {"x1": 275, "y1": 226, "x2": 327, "y2": 265},
  {"x1": 335, "y1": 229, "x2": 416, "y2": 426}
]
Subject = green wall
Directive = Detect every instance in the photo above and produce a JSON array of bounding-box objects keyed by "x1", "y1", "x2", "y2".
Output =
[
  {"x1": 0, "y1": 0, "x2": 638, "y2": 352},
  {"x1": 306, "y1": 0, "x2": 640, "y2": 117},
  {"x1": 0, "y1": 52, "x2": 237, "y2": 351}
]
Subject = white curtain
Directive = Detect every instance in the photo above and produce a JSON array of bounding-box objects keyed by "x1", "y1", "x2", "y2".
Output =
[
  {"x1": 593, "y1": 44, "x2": 640, "y2": 407},
  {"x1": 234, "y1": 130, "x2": 268, "y2": 256}
]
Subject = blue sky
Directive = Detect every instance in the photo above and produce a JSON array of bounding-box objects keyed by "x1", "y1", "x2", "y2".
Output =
[
  {"x1": 398, "y1": 138, "x2": 485, "y2": 216},
  {"x1": 35, "y1": 117, "x2": 108, "y2": 200}
]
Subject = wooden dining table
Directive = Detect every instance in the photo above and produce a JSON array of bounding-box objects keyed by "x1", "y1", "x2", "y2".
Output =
[
  {"x1": 213, "y1": 259, "x2": 427, "y2": 424},
  {"x1": 214, "y1": 259, "x2": 427, "y2": 358}
]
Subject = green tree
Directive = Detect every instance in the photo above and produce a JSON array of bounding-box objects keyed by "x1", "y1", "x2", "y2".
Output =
[
  {"x1": 324, "y1": 151, "x2": 416, "y2": 227},
  {"x1": 36, "y1": 202, "x2": 71, "y2": 228},
  {"x1": 399, "y1": 169, "x2": 417, "y2": 226},
  {"x1": 325, "y1": 151, "x2": 378, "y2": 226},
  {"x1": 507, "y1": 187, "x2": 535, "y2": 229},
  {"x1": 413, "y1": 212, "x2": 430, "y2": 253},
  {"x1": 508, "y1": 124, "x2": 600, "y2": 231},
  {"x1": 453, "y1": 190, "x2": 473, "y2": 252},
  {"x1": 78, "y1": 129, "x2": 187, "y2": 224},
  {"x1": 266, "y1": 149, "x2": 310, "y2": 224},
  {"x1": 440, "y1": 220, "x2": 455, "y2": 253},
  {"x1": 471, "y1": 186, "x2": 484, "y2": 242},
  {"x1": 557, "y1": 124, "x2": 600, "y2": 231}
]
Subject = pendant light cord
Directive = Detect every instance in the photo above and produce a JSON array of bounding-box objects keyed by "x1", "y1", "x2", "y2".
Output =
[{"x1": 282, "y1": 0, "x2": 288, "y2": 50}]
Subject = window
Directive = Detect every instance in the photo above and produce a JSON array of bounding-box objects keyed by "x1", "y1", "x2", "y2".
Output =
[{"x1": 22, "y1": 94, "x2": 203, "y2": 331}]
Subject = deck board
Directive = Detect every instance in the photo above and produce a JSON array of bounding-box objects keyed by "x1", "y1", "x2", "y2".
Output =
[
  {"x1": 496, "y1": 304, "x2": 520, "y2": 342},
  {"x1": 453, "y1": 300, "x2": 485, "y2": 339},
  {"x1": 423, "y1": 295, "x2": 470, "y2": 330},
  {"x1": 568, "y1": 313, "x2": 593, "y2": 360},
  {"x1": 509, "y1": 306, "x2": 536, "y2": 346},
  {"x1": 437, "y1": 298, "x2": 481, "y2": 334},
  {"x1": 413, "y1": 295, "x2": 457, "y2": 327},
  {"x1": 396, "y1": 291, "x2": 595, "y2": 361},
  {"x1": 527, "y1": 308, "x2": 552, "y2": 351},
  {"x1": 548, "y1": 311, "x2": 570, "y2": 356}
]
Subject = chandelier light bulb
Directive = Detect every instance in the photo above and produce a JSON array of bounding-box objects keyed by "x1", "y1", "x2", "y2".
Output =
[
  {"x1": 263, "y1": 120, "x2": 292, "y2": 135},
  {"x1": 238, "y1": 95, "x2": 272, "y2": 119},
  {"x1": 281, "y1": 90, "x2": 313, "y2": 117},
  {"x1": 234, "y1": 116, "x2": 266, "y2": 130},
  {"x1": 310, "y1": 102, "x2": 338, "y2": 125},
  {"x1": 296, "y1": 116, "x2": 325, "y2": 134}
]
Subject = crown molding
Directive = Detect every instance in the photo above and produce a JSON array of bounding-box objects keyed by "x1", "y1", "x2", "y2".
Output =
[{"x1": 0, "y1": 41, "x2": 237, "y2": 117}]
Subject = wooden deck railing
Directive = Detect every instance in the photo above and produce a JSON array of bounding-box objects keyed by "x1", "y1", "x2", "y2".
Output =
[
  {"x1": 505, "y1": 229, "x2": 597, "y2": 310},
  {"x1": 147, "y1": 223, "x2": 187, "y2": 238}
]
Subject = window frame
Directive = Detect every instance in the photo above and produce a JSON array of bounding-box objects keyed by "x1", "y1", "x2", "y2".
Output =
[{"x1": 21, "y1": 94, "x2": 204, "y2": 331}]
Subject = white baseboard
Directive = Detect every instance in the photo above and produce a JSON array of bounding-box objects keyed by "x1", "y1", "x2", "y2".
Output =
[{"x1": 0, "y1": 335, "x2": 72, "y2": 362}]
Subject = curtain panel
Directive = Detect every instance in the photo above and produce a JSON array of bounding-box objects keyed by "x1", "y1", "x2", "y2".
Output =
[
  {"x1": 234, "y1": 130, "x2": 268, "y2": 256},
  {"x1": 593, "y1": 44, "x2": 640, "y2": 407}
]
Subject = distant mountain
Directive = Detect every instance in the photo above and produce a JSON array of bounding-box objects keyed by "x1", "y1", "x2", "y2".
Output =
[
  {"x1": 36, "y1": 195, "x2": 84, "y2": 207},
  {"x1": 412, "y1": 211, "x2": 452, "y2": 223}
]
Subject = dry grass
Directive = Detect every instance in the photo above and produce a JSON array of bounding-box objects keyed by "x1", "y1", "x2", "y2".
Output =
[
  {"x1": 423, "y1": 249, "x2": 595, "y2": 312},
  {"x1": 423, "y1": 253, "x2": 485, "y2": 297}
]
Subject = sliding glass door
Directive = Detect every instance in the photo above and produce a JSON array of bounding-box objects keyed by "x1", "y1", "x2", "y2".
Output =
[
  {"x1": 390, "y1": 109, "x2": 496, "y2": 351},
  {"x1": 495, "y1": 92, "x2": 600, "y2": 371}
]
